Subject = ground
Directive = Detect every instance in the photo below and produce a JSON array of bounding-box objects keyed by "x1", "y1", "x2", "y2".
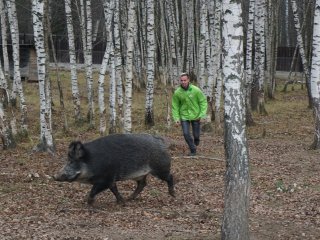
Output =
[{"x1": 0, "y1": 83, "x2": 320, "y2": 239}]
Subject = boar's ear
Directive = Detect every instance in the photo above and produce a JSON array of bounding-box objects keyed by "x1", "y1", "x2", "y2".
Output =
[{"x1": 68, "y1": 141, "x2": 86, "y2": 161}]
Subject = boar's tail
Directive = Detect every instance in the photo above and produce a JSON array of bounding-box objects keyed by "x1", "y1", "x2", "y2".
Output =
[{"x1": 151, "y1": 135, "x2": 170, "y2": 150}]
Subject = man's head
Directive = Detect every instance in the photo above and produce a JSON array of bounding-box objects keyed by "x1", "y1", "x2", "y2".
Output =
[{"x1": 180, "y1": 73, "x2": 190, "y2": 89}]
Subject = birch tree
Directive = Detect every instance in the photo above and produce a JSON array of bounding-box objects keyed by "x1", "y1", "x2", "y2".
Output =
[
  {"x1": 124, "y1": 0, "x2": 136, "y2": 133},
  {"x1": 6, "y1": 0, "x2": 28, "y2": 134},
  {"x1": 47, "y1": 0, "x2": 68, "y2": 131},
  {"x1": 0, "y1": 88, "x2": 16, "y2": 149},
  {"x1": 114, "y1": 0, "x2": 123, "y2": 131},
  {"x1": 198, "y1": 0, "x2": 207, "y2": 90},
  {"x1": 76, "y1": 0, "x2": 94, "y2": 126},
  {"x1": 265, "y1": 0, "x2": 279, "y2": 100},
  {"x1": 310, "y1": 0, "x2": 320, "y2": 149},
  {"x1": 186, "y1": 0, "x2": 194, "y2": 73},
  {"x1": 81, "y1": 0, "x2": 94, "y2": 127},
  {"x1": 109, "y1": 50, "x2": 117, "y2": 134},
  {"x1": 212, "y1": 0, "x2": 223, "y2": 127},
  {"x1": 64, "y1": 0, "x2": 82, "y2": 123},
  {"x1": 245, "y1": 0, "x2": 255, "y2": 125},
  {"x1": 0, "y1": 0, "x2": 10, "y2": 79},
  {"x1": 145, "y1": 0, "x2": 155, "y2": 127},
  {"x1": 251, "y1": 0, "x2": 267, "y2": 115},
  {"x1": 291, "y1": 0, "x2": 313, "y2": 108},
  {"x1": 98, "y1": 0, "x2": 114, "y2": 135},
  {"x1": 0, "y1": 62, "x2": 15, "y2": 149},
  {"x1": 32, "y1": 0, "x2": 54, "y2": 153},
  {"x1": 221, "y1": 1, "x2": 250, "y2": 239}
]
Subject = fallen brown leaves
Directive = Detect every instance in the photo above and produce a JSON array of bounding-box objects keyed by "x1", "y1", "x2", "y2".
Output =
[{"x1": 1, "y1": 87, "x2": 320, "y2": 239}]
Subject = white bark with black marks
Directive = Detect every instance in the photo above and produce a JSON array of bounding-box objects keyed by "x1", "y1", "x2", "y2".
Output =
[
  {"x1": 124, "y1": 0, "x2": 136, "y2": 133},
  {"x1": 310, "y1": 0, "x2": 320, "y2": 149},
  {"x1": 32, "y1": 0, "x2": 54, "y2": 153},
  {"x1": 221, "y1": 1, "x2": 250, "y2": 239},
  {"x1": 64, "y1": 0, "x2": 81, "y2": 123}
]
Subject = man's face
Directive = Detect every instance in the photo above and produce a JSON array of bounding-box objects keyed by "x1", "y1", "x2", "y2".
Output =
[{"x1": 180, "y1": 75, "x2": 190, "y2": 88}]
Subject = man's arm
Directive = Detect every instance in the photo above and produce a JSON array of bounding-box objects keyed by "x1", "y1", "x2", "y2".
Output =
[{"x1": 172, "y1": 93, "x2": 181, "y2": 122}]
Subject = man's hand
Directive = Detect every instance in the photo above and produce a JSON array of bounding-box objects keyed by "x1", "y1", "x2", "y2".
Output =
[
  {"x1": 175, "y1": 121, "x2": 180, "y2": 126},
  {"x1": 199, "y1": 118, "x2": 206, "y2": 123}
]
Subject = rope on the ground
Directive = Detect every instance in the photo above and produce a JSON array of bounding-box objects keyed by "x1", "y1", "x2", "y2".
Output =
[{"x1": 172, "y1": 155, "x2": 224, "y2": 162}]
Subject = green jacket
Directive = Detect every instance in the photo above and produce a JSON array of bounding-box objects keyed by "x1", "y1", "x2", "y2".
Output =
[{"x1": 172, "y1": 84, "x2": 208, "y2": 122}]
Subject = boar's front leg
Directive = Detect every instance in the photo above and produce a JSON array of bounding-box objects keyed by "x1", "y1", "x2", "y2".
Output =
[
  {"x1": 87, "y1": 181, "x2": 124, "y2": 205},
  {"x1": 109, "y1": 183, "x2": 125, "y2": 205}
]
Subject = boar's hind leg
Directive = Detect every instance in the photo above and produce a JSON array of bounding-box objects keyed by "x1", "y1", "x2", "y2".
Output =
[
  {"x1": 128, "y1": 175, "x2": 147, "y2": 200},
  {"x1": 88, "y1": 182, "x2": 124, "y2": 205}
]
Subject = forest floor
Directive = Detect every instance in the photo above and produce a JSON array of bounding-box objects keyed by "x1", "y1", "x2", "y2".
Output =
[{"x1": 0, "y1": 80, "x2": 320, "y2": 239}]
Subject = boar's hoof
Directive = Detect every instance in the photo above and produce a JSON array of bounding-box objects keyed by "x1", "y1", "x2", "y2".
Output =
[
  {"x1": 116, "y1": 197, "x2": 126, "y2": 206},
  {"x1": 87, "y1": 196, "x2": 95, "y2": 205},
  {"x1": 169, "y1": 188, "x2": 175, "y2": 197}
]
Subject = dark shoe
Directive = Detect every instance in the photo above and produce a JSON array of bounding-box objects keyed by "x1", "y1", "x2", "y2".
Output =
[
  {"x1": 194, "y1": 139, "x2": 200, "y2": 146},
  {"x1": 188, "y1": 152, "x2": 196, "y2": 156}
]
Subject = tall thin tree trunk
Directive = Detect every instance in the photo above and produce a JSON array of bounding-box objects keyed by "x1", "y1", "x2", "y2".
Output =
[
  {"x1": 198, "y1": 0, "x2": 207, "y2": 90},
  {"x1": 124, "y1": 0, "x2": 136, "y2": 133},
  {"x1": 109, "y1": 49, "x2": 117, "y2": 134},
  {"x1": 7, "y1": 0, "x2": 28, "y2": 134},
  {"x1": 310, "y1": 0, "x2": 320, "y2": 149},
  {"x1": 114, "y1": 0, "x2": 123, "y2": 131},
  {"x1": 221, "y1": 1, "x2": 250, "y2": 239},
  {"x1": 251, "y1": 0, "x2": 268, "y2": 115},
  {"x1": 47, "y1": 0, "x2": 68, "y2": 131},
  {"x1": 291, "y1": 0, "x2": 313, "y2": 108},
  {"x1": 32, "y1": 0, "x2": 54, "y2": 153},
  {"x1": 145, "y1": 0, "x2": 155, "y2": 127},
  {"x1": 84, "y1": 0, "x2": 94, "y2": 127},
  {"x1": 245, "y1": 0, "x2": 255, "y2": 126},
  {"x1": 0, "y1": 86, "x2": 16, "y2": 149},
  {"x1": 0, "y1": 0, "x2": 10, "y2": 79},
  {"x1": 98, "y1": 0, "x2": 114, "y2": 135},
  {"x1": 64, "y1": 0, "x2": 82, "y2": 123}
]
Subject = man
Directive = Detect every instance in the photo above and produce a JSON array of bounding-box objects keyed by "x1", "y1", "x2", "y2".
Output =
[{"x1": 172, "y1": 73, "x2": 208, "y2": 156}]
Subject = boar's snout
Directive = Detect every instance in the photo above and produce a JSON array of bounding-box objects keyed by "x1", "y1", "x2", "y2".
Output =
[
  {"x1": 53, "y1": 167, "x2": 81, "y2": 182},
  {"x1": 52, "y1": 172, "x2": 65, "y2": 181}
]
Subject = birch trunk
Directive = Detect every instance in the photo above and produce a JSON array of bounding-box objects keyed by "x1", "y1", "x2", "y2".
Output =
[
  {"x1": 145, "y1": 0, "x2": 155, "y2": 127},
  {"x1": 245, "y1": 0, "x2": 255, "y2": 126},
  {"x1": 47, "y1": 0, "x2": 68, "y2": 131},
  {"x1": 213, "y1": 0, "x2": 223, "y2": 127},
  {"x1": 7, "y1": 0, "x2": 28, "y2": 133},
  {"x1": 267, "y1": 0, "x2": 280, "y2": 100},
  {"x1": 98, "y1": 0, "x2": 114, "y2": 135},
  {"x1": 186, "y1": 0, "x2": 194, "y2": 72},
  {"x1": 0, "y1": 0, "x2": 9, "y2": 78},
  {"x1": 64, "y1": 0, "x2": 82, "y2": 123},
  {"x1": 205, "y1": 0, "x2": 215, "y2": 123},
  {"x1": 135, "y1": 0, "x2": 146, "y2": 87},
  {"x1": 251, "y1": 0, "x2": 267, "y2": 115},
  {"x1": 124, "y1": 0, "x2": 136, "y2": 133},
  {"x1": 291, "y1": 0, "x2": 313, "y2": 108},
  {"x1": 32, "y1": 0, "x2": 54, "y2": 153},
  {"x1": 221, "y1": 1, "x2": 250, "y2": 239},
  {"x1": 114, "y1": 0, "x2": 123, "y2": 131},
  {"x1": 0, "y1": 85, "x2": 16, "y2": 149},
  {"x1": 310, "y1": 0, "x2": 320, "y2": 149},
  {"x1": 109, "y1": 51, "x2": 117, "y2": 134},
  {"x1": 84, "y1": 0, "x2": 94, "y2": 127},
  {"x1": 198, "y1": 0, "x2": 207, "y2": 90}
]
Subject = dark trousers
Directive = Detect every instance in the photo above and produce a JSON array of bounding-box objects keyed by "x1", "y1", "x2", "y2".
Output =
[{"x1": 181, "y1": 120, "x2": 200, "y2": 153}]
